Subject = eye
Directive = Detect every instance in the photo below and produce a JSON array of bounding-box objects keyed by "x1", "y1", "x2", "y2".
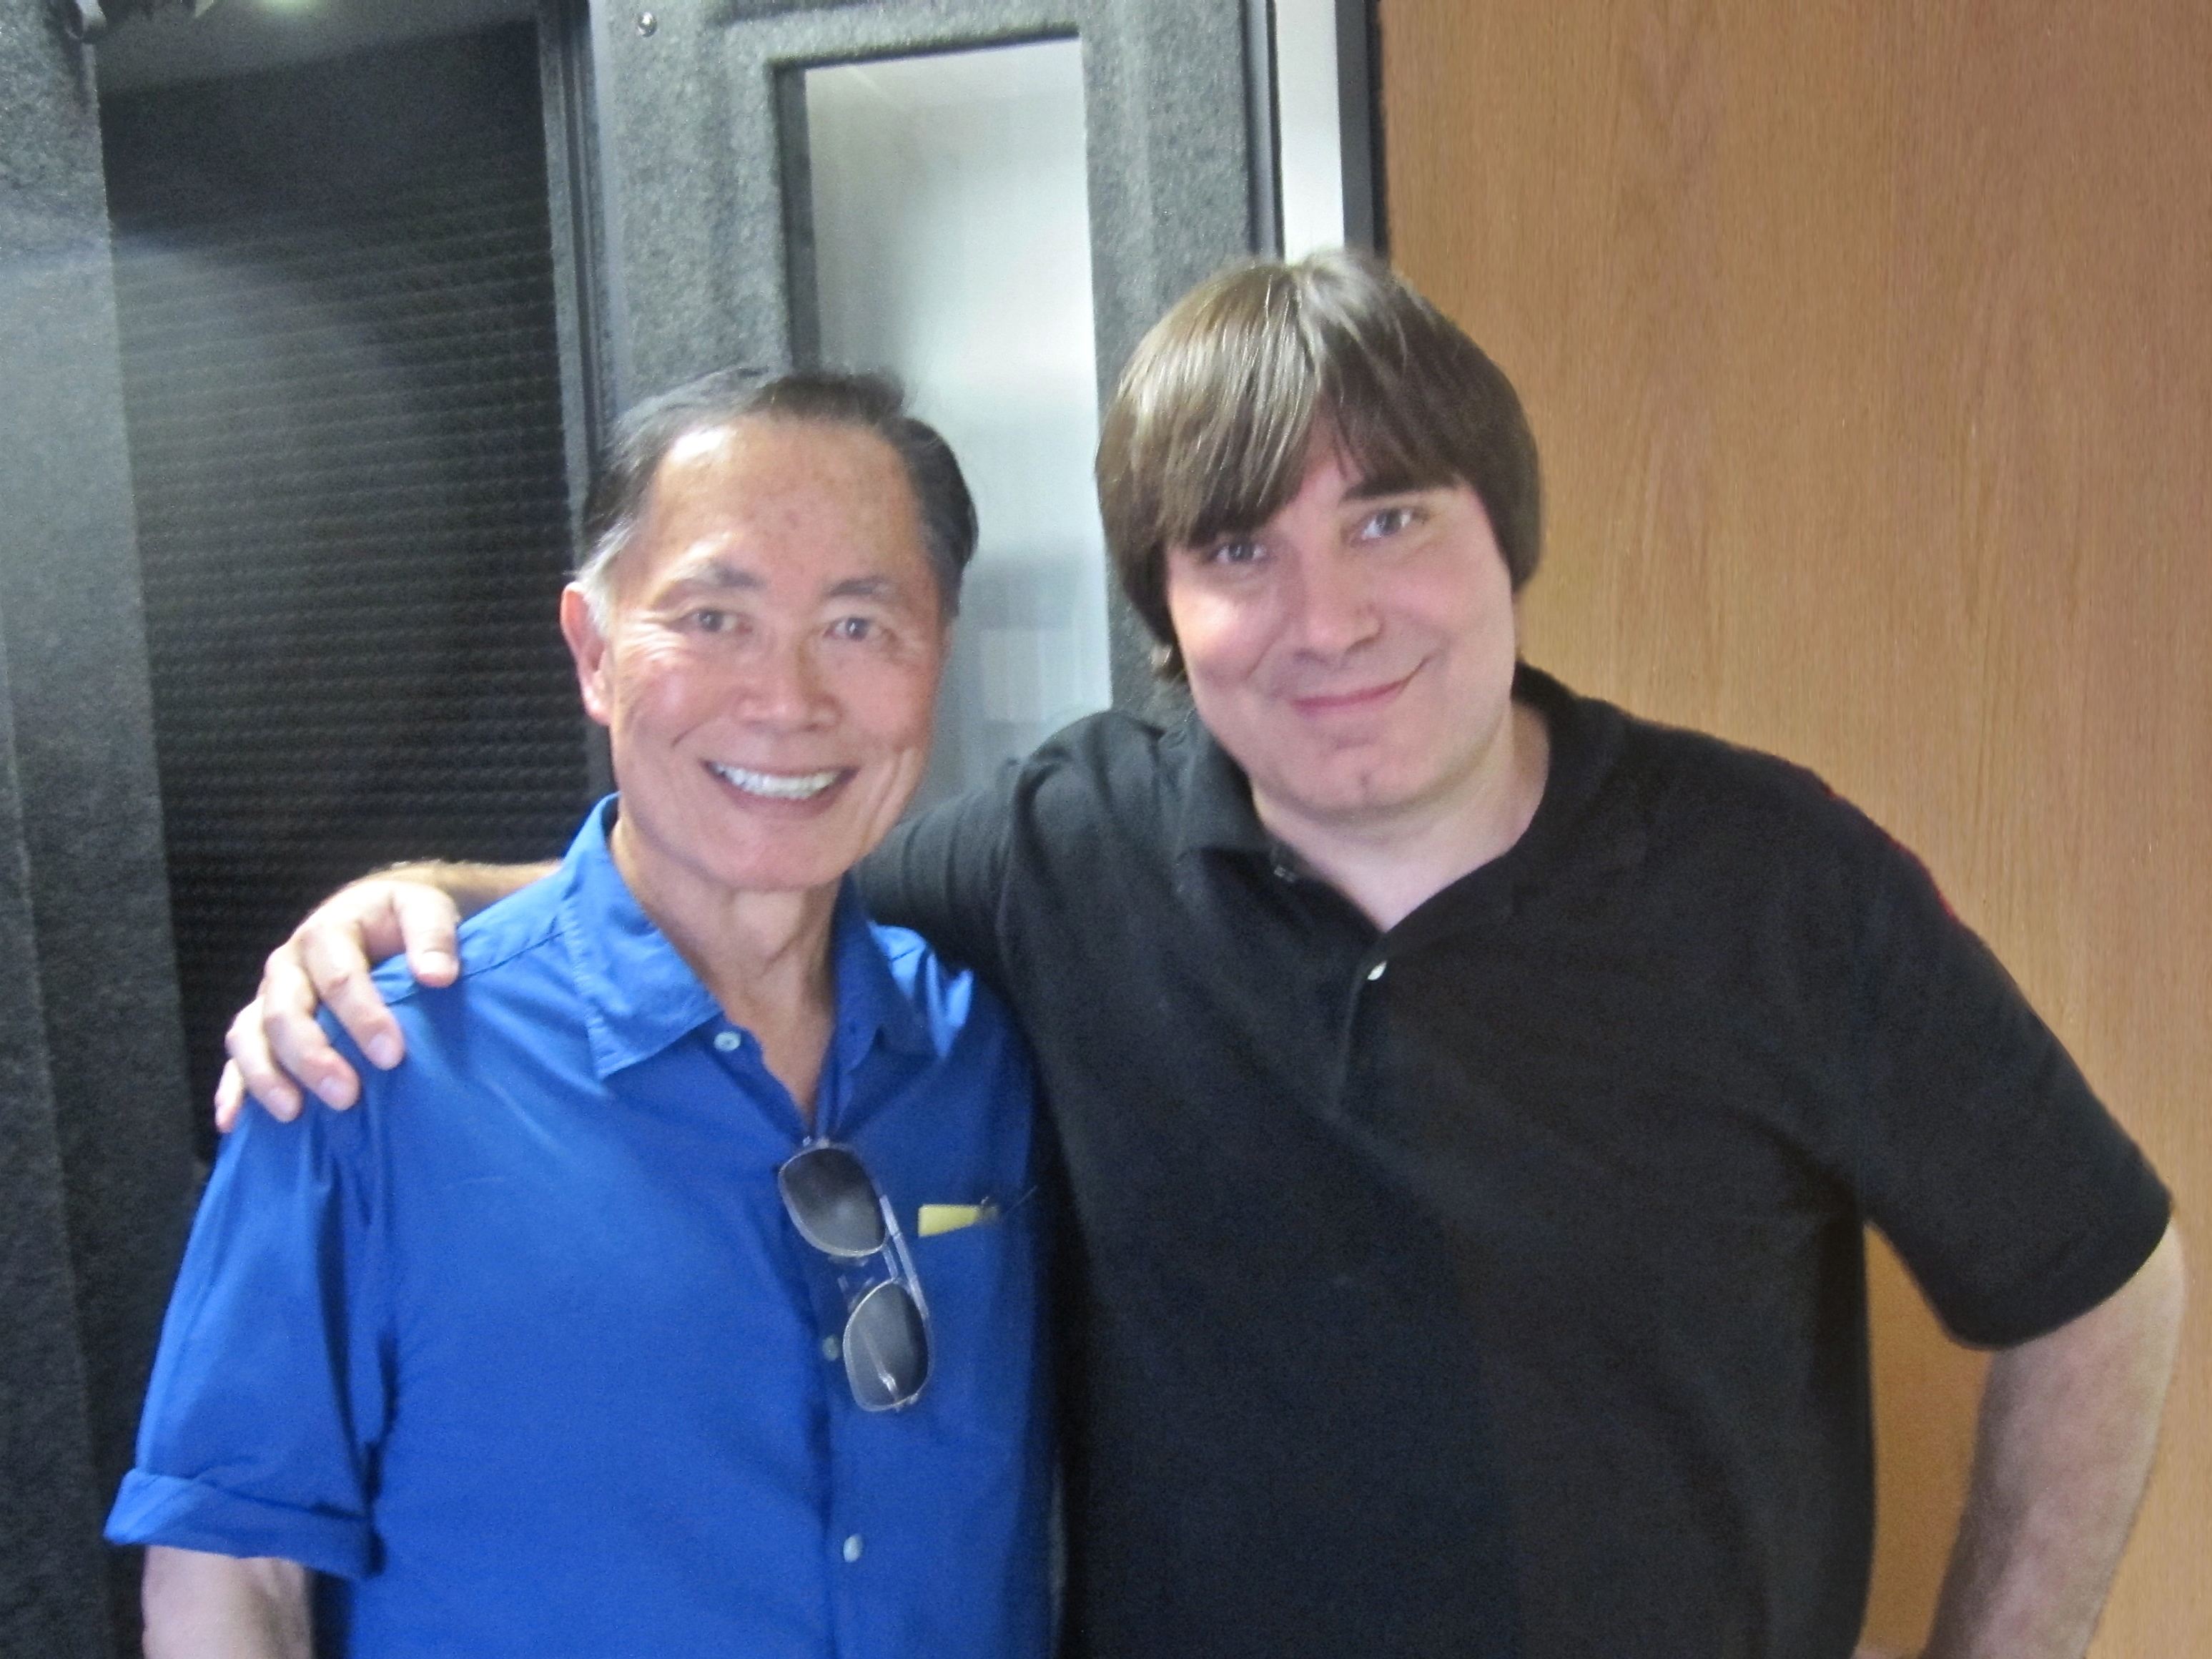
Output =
[
  {"x1": 828, "y1": 615, "x2": 878, "y2": 642},
  {"x1": 1204, "y1": 538, "x2": 1266, "y2": 567},
  {"x1": 1356, "y1": 506, "x2": 1418, "y2": 541},
  {"x1": 688, "y1": 606, "x2": 734, "y2": 634}
]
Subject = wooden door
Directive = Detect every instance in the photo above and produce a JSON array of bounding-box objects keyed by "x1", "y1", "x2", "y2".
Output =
[{"x1": 1381, "y1": 1, "x2": 2208, "y2": 1650}]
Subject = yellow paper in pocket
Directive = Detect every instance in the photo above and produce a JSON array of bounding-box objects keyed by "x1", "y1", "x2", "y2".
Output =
[{"x1": 917, "y1": 1201, "x2": 998, "y2": 1237}]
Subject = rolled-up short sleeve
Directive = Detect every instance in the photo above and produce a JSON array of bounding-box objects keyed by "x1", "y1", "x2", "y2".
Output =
[
  {"x1": 106, "y1": 1091, "x2": 388, "y2": 1578},
  {"x1": 1851, "y1": 840, "x2": 2171, "y2": 1347}
]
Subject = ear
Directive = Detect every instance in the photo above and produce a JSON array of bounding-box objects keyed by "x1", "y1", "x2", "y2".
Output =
[{"x1": 560, "y1": 584, "x2": 616, "y2": 728}]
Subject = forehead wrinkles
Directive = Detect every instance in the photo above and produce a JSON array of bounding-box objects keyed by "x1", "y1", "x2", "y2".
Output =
[{"x1": 638, "y1": 420, "x2": 922, "y2": 568}]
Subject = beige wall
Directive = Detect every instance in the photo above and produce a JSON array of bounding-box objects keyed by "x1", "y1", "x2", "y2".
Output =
[{"x1": 1380, "y1": 1, "x2": 2207, "y2": 1649}]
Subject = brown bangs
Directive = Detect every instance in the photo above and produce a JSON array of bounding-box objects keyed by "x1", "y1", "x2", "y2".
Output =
[
  {"x1": 1100, "y1": 265, "x2": 1315, "y2": 573},
  {"x1": 1098, "y1": 249, "x2": 1542, "y2": 680}
]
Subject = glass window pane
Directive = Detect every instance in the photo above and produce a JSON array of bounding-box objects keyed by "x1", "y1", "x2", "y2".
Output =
[
  {"x1": 804, "y1": 39, "x2": 1109, "y2": 809},
  {"x1": 1273, "y1": 0, "x2": 1348, "y2": 259}
]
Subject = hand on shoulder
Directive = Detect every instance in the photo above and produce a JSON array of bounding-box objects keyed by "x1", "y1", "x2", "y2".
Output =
[{"x1": 214, "y1": 861, "x2": 549, "y2": 1129}]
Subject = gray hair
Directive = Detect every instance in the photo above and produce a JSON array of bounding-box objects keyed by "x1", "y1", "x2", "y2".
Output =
[{"x1": 575, "y1": 368, "x2": 978, "y2": 626}]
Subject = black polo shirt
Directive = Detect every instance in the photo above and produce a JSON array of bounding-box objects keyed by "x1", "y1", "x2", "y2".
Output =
[{"x1": 859, "y1": 665, "x2": 2169, "y2": 1659}]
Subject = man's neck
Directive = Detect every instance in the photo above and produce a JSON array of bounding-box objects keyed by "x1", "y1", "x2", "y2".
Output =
[
  {"x1": 1257, "y1": 698, "x2": 1552, "y2": 932},
  {"x1": 609, "y1": 826, "x2": 840, "y2": 1118}
]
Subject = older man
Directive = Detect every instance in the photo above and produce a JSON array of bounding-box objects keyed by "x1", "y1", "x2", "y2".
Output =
[
  {"x1": 109, "y1": 372, "x2": 1052, "y2": 1658},
  {"x1": 220, "y1": 252, "x2": 2181, "y2": 1659}
]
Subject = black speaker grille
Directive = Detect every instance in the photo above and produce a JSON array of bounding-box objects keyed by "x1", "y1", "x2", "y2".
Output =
[{"x1": 102, "y1": 24, "x2": 588, "y2": 1134}]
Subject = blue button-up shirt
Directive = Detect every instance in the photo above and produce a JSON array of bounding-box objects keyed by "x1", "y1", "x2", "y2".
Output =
[{"x1": 109, "y1": 801, "x2": 1052, "y2": 1658}]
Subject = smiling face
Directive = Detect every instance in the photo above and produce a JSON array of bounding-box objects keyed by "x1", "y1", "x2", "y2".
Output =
[
  {"x1": 561, "y1": 418, "x2": 947, "y2": 915},
  {"x1": 1165, "y1": 440, "x2": 1522, "y2": 847}
]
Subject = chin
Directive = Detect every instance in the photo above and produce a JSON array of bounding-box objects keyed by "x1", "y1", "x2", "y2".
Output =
[
  {"x1": 1290, "y1": 762, "x2": 1441, "y2": 824},
  {"x1": 721, "y1": 840, "x2": 867, "y2": 891},
  {"x1": 664, "y1": 827, "x2": 855, "y2": 897}
]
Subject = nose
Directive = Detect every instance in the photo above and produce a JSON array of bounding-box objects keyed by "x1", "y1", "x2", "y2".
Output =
[
  {"x1": 1285, "y1": 546, "x2": 1381, "y2": 659},
  {"x1": 740, "y1": 634, "x2": 837, "y2": 728}
]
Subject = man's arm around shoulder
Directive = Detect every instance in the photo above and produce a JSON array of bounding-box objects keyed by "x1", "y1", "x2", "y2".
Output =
[
  {"x1": 1923, "y1": 1221, "x2": 2186, "y2": 1659},
  {"x1": 143, "y1": 1547, "x2": 311, "y2": 1659},
  {"x1": 216, "y1": 858, "x2": 553, "y2": 1128}
]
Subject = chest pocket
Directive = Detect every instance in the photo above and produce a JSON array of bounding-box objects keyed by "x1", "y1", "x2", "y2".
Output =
[{"x1": 907, "y1": 1202, "x2": 1042, "y2": 1412}]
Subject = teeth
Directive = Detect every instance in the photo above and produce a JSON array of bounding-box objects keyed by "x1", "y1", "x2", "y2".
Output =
[{"x1": 711, "y1": 763, "x2": 842, "y2": 801}]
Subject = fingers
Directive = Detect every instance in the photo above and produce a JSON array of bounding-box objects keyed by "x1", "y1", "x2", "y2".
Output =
[
  {"x1": 212, "y1": 1060, "x2": 250, "y2": 1133},
  {"x1": 214, "y1": 875, "x2": 466, "y2": 1128},
  {"x1": 389, "y1": 883, "x2": 463, "y2": 988},
  {"x1": 284, "y1": 910, "x2": 393, "y2": 1086},
  {"x1": 259, "y1": 922, "x2": 366, "y2": 1108},
  {"x1": 222, "y1": 990, "x2": 309, "y2": 1122}
]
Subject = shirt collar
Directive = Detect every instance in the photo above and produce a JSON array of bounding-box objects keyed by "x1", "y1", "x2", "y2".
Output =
[
  {"x1": 824, "y1": 876, "x2": 937, "y2": 1066},
  {"x1": 1169, "y1": 711, "x2": 1274, "y2": 859},
  {"x1": 1490, "y1": 661, "x2": 1628, "y2": 882},
  {"x1": 557, "y1": 799, "x2": 934, "y2": 1080}
]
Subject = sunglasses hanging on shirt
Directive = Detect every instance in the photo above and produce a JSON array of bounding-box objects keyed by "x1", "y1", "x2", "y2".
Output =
[{"x1": 777, "y1": 1142, "x2": 932, "y2": 1411}]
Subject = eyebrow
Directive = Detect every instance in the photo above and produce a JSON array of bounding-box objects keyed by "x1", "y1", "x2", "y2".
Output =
[
  {"x1": 824, "y1": 575, "x2": 904, "y2": 602},
  {"x1": 663, "y1": 557, "x2": 764, "y2": 592},
  {"x1": 1343, "y1": 475, "x2": 1438, "y2": 503},
  {"x1": 663, "y1": 560, "x2": 909, "y2": 605}
]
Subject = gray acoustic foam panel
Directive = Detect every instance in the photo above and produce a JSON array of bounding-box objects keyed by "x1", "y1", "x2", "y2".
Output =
[{"x1": 0, "y1": 7, "x2": 196, "y2": 1655}]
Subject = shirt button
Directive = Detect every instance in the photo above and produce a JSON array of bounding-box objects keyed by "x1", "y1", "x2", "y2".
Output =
[
  {"x1": 821, "y1": 1334, "x2": 841, "y2": 1362},
  {"x1": 842, "y1": 1534, "x2": 864, "y2": 1563},
  {"x1": 712, "y1": 1030, "x2": 741, "y2": 1053},
  {"x1": 1366, "y1": 961, "x2": 1387, "y2": 982}
]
